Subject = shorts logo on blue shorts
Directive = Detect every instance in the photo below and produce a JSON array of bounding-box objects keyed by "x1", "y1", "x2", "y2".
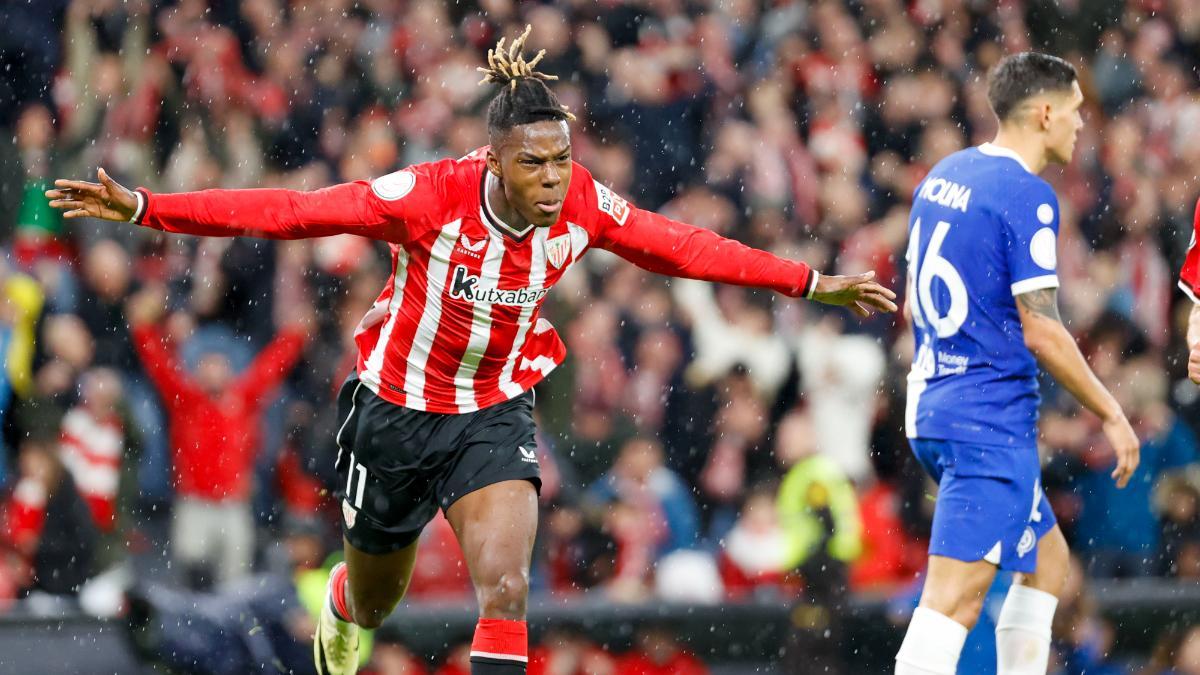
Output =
[{"x1": 1017, "y1": 526, "x2": 1035, "y2": 558}]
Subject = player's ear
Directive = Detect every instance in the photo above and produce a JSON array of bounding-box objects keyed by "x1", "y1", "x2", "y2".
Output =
[
  {"x1": 485, "y1": 148, "x2": 505, "y2": 179},
  {"x1": 1038, "y1": 100, "x2": 1054, "y2": 131}
]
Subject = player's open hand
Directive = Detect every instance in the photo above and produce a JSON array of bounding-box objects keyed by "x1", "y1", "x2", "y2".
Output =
[
  {"x1": 1189, "y1": 343, "x2": 1200, "y2": 385},
  {"x1": 810, "y1": 270, "x2": 898, "y2": 318},
  {"x1": 1102, "y1": 413, "x2": 1140, "y2": 489},
  {"x1": 45, "y1": 168, "x2": 138, "y2": 222}
]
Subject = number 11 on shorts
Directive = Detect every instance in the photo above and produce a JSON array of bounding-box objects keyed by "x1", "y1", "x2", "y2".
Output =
[{"x1": 346, "y1": 452, "x2": 367, "y2": 509}]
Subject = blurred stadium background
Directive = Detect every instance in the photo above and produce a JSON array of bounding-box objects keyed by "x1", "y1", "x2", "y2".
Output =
[{"x1": 1, "y1": 0, "x2": 1199, "y2": 673}]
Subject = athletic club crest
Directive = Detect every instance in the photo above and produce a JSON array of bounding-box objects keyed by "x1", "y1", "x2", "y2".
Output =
[
  {"x1": 342, "y1": 499, "x2": 357, "y2": 529},
  {"x1": 544, "y1": 234, "x2": 571, "y2": 269}
]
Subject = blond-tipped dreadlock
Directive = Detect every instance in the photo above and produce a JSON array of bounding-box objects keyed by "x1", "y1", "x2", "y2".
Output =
[{"x1": 478, "y1": 25, "x2": 576, "y2": 141}]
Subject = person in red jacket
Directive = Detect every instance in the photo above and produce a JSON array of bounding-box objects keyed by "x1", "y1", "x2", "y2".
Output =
[
  {"x1": 126, "y1": 286, "x2": 308, "y2": 587},
  {"x1": 47, "y1": 25, "x2": 895, "y2": 675}
]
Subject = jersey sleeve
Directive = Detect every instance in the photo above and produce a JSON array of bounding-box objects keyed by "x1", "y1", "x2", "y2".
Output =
[
  {"x1": 582, "y1": 176, "x2": 816, "y2": 298},
  {"x1": 137, "y1": 160, "x2": 452, "y2": 244},
  {"x1": 1000, "y1": 179, "x2": 1061, "y2": 296},
  {"x1": 1180, "y1": 198, "x2": 1200, "y2": 303}
]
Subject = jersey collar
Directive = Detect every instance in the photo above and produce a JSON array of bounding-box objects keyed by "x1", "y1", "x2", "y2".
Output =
[
  {"x1": 977, "y1": 143, "x2": 1033, "y2": 174},
  {"x1": 480, "y1": 170, "x2": 535, "y2": 240}
]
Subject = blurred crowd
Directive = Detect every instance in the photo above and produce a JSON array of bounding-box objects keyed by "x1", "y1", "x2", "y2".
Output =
[{"x1": 1, "y1": 0, "x2": 1200, "y2": 672}]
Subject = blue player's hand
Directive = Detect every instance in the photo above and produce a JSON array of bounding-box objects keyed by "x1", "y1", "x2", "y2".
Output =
[
  {"x1": 811, "y1": 270, "x2": 898, "y2": 318},
  {"x1": 1102, "y1": 414, "x2": 1140, "y2": 489}
]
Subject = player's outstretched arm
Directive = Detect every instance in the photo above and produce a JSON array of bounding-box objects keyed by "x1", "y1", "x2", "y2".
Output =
[
  {"x1": 1017, "y1": 288, "x2": 1140, "y2": 487},
  {"x1": 1188, "y1": 302, "x2": 1200, "y2": 385},
  {"x1": 595, "y1": 206, "x2": 896, "y2": 316},
  {"x1": 46, "y1": 168, "x2": 407, "y2": 241}
]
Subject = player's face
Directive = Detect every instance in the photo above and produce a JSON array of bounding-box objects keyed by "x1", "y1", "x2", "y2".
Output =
[
  {"x1": 491, "y1": 120, "x2": 572, "y2": 228},
  {"x1": 1046, "y1": 81, "x2": 1085, "y2": 165}
]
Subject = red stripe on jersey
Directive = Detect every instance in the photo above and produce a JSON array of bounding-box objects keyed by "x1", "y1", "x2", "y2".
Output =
[
  {"x1": 421, "y1": 222, "x2": 488, "y2": 410},
  {"x1": 370, "y1": 250, "x2": 429, "y2": 406},
  {"x1": 1181, "y1": 198, "x2": 1200, "y2": 301},
  {"x1": 453, "y1": 225, "x2": 507, "y2": 412}
]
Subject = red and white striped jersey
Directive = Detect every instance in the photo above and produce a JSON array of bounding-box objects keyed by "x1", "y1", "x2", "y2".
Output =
[
  {"x1": 1181, "y1": 198, "x2": 1200, "y2": 303},
  {"x1": 138, "y1": 149, "x2": 815, "y2": 414},
  {"x1": 59, "y1": 407, "x2": 124, "y2": 531}
]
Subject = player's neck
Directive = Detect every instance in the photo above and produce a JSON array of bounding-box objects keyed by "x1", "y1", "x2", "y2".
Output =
[
  {"x1": 486, "y1": 175, "x2": 535, "y2": 232},
  {"x1": 989, "y1": 130, "x2": 1048, "y2": 174}
]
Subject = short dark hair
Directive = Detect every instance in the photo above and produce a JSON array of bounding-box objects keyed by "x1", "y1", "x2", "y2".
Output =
[
  {"x1": 986, "y1": 52, "x2": 1077, "y2": 121},
  {"x1": 478, "y1": 25, "x2": 575, "y2": 143}
]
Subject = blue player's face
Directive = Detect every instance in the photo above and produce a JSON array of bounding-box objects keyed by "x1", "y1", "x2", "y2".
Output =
[{"x1": 1046, "y1": 81, "x2": 1085, "y2": 165}]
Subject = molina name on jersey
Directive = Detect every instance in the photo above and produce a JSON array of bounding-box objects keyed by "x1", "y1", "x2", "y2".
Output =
[
  {"x1": 906, "y1": 143, "x2": 1061, "y2": 447},
  {"x1": 133, "y1": 148, "x2": 816, "y2": 414}
]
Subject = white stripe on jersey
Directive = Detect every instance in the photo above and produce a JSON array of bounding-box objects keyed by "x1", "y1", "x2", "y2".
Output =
[
  {"x1": 1181, "y1": 279, "x2": 1199, "y2": 304},
  {"x1": 361, "y1": 248, "x2": 411, "y2": 391},
  {"x1": 453, "y1": 234, "x2": 506, "y2": 412},
  {"x1": 498, "y1": 227, "x2": 549, "y2": 398},
  {"x1": 404, "y1": 221, "x2": 462, "y2": 411},
  {"x1": 567, "y1": 222, "x2": 589, "y2": 262}
]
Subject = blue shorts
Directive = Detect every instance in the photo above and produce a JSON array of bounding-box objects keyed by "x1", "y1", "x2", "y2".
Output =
[{"x1": 910, "y1": 438, "x2": 1056, "y2": 574}]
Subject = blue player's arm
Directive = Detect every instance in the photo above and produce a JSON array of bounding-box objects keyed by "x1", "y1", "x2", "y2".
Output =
[{"x1": 1016, "y1": 288, "x2": 1140, "y2": 487}]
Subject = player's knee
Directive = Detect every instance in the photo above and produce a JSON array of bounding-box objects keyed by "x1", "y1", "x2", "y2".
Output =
[
  {"x1": 348, "y1": 581, "x2": 407, "y2": 629},
  {"x1": 922, "y1": 586, "x2": 986, "y2": 629},
  {"x1": 348, "y1": 599, "x2": 392, "y2": 629},
  {"x1": 949, "y1": 595, "x2": 986, "y2": 630},
  {"x1": 476, "y1": 568, "x2": 530, "y2": 619},
  {"x1": 1025, "y1": 529, "x2": 1071, "y2": 596}
]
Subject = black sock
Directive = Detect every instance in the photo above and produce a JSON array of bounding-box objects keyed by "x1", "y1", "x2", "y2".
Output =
[{"x1": 469, "y1": 657, "x2": 526, "y2": 674}]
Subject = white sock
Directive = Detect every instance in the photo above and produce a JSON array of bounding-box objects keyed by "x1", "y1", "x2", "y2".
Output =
[
  {"x1": 995, "y1": 584, "x2": 1058, "y2": 675},
  {"x1": 895, "y1": 606, "x2": 969, "y2": 675}
]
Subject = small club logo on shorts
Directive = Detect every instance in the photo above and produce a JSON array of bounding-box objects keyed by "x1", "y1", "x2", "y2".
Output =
[
  {"x1": 519, "y1": 446, "x2": 538, "y2": 464},
  {"x1": 1017, "y1": 526, "x2": 1035, "y2": 558},
  {"x1": 342, "y1": 499, "x2": 357, "y2": 529}
]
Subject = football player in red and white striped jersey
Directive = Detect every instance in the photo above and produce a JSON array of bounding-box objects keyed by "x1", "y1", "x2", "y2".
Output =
[
  {"x1": 48, "y1": 25, "x2": 896, "y2": 675},
  {"x1": 1182, "y1": 198, "x2": 1200, "y2": 384}
]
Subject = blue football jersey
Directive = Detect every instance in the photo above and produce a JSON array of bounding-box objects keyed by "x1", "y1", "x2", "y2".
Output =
[{"x1": 905, "y1": 143, "x2": 1060, "y2": 447}]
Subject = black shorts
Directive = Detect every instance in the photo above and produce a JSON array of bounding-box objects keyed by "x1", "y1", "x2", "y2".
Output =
[{"x1": 333, "y1": 375, "x2": 541, "y2": 554}]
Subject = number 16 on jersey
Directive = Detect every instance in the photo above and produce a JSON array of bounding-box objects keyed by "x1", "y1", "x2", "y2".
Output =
[{"x1": 907, "y1": 218, "x2": 969, "y2": 338}]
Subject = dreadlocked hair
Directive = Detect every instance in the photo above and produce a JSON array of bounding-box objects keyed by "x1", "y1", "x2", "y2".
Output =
[{"x1": 477, "y1": 24, "x2": 576, "y2": 141}]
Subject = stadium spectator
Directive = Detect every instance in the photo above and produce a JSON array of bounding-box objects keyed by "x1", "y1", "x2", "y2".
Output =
[
  {"x1": 587, "y1": 437, "x2": 700, "y2": 560},
  {"x1": 699, "y1": 368, "x2": 772, "y2": 540},
  {"x1": 614, "y1": 626, "x2": 709, "y2": 675},
  {"x1": 849, "y1": 476, "x2": 925, "y2": 591},
  {"x1": 57, "y1": 367, "x2": 141, "y2": 568},
  {"x1": 717, "y1": 483, "x2": 792, "y2": 600},
  {"x1": 527, "y1": 627, "x2": 616, "y2": 675},
  {"x1": 1160, "y1": 474, "x2": 1200, "y2": 579},
  {"x1": 1063, "y1": 355, "x2": 1198, "y2": 577},
  {"x1": 774, "y1": 410, "x2": 862, "y2": 571},
  {"x1": 1, "y1": 436, "x2": 98, "y2": 599},
  {"x1": 542, "y1": 499, "x2": 617, "y2": 595},
  {"x1": 126, "y1": 286, "x2": 308, "y2": 587},
  {"x1": 793, "y1": 313, "x2": 886, "y2": 483}
]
